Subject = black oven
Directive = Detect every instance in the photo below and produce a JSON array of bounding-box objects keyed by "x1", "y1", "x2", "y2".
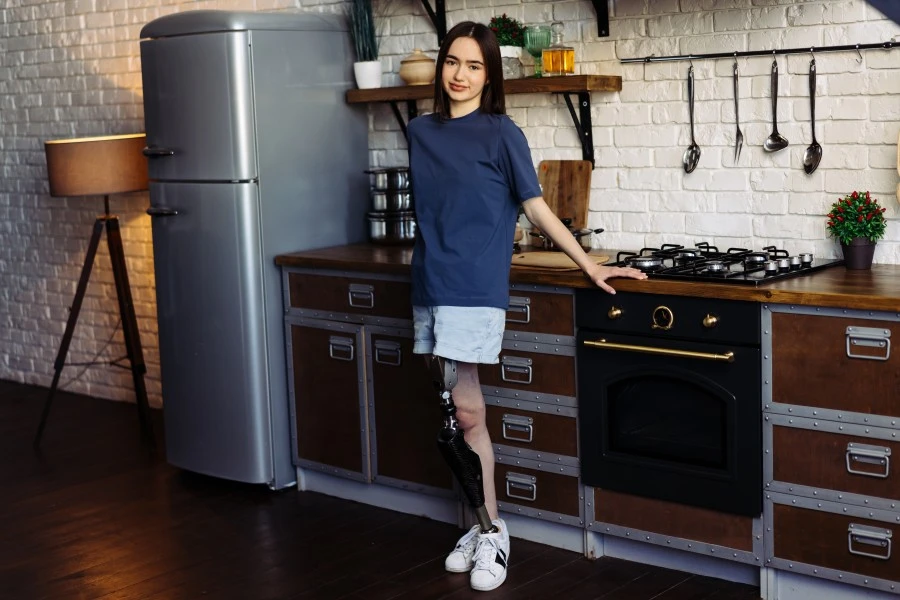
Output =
[{"x1": 576, "y1": 290, "x2": 762, "y2": 516}]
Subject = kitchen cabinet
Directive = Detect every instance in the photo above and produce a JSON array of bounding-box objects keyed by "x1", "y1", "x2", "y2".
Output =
[
  {"x1": 284, "y1": 268, "x2": 452, "y2": 494},
  {"x1": 762, "y1": 303, "x2": 900, "y2": 596}
]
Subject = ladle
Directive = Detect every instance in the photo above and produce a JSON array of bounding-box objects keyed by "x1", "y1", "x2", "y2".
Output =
[
  {"x1": 733, "y1": 60, "x2": 743, "y2": 163},
  {"x1": 682, "y1": 66, "x2": 701, "y2": 173},
  {"x1": 763, "y1": 58, "x2": 789, "y2": 153},
  {"x1": 803, "y1": 58, "x2": 823, "y2": 174}
]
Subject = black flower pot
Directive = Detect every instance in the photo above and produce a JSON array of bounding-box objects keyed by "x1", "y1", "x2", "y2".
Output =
[{"x1": 840, "y1": 237, "x2": 876, "y2": 270}]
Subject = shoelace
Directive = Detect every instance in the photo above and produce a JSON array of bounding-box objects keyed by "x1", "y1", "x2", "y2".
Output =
[
  {"x1": 472, "y1": 536, "x2": 501, "y2": 570},
  {"x1": 456, "y1": 528, "x2": 479, "y2": 554}
]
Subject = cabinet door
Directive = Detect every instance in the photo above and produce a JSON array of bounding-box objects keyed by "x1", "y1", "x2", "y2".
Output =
[
  {"x1": 368, "y1": 329, "x2": 454, "y2": 493},
  {"x1": 290, "y1": 322, "x2": 368, "y2": 478}
]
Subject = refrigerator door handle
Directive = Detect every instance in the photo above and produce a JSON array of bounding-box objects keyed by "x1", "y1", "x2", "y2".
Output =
[
  {"x1": 143, "y1": 146, "x2": 176, "y2": 157},
  {"x1": 146, "y1": 207, "x2": 179, "y2": 217}
]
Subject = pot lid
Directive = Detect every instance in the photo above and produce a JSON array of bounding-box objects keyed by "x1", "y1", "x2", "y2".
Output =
[{"x1": 401, "y1": 49, "x2": 434, "y2": 64}]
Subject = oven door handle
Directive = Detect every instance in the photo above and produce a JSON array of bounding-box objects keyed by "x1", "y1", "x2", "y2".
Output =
[{"x1": 583, "y1": 339, "x2": 735, "y2": 363}]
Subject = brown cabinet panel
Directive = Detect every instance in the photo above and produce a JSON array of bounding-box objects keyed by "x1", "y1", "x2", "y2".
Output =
[
  {"x1": 773, "y1": 426, "x2": 898, "y2": 501},
  {"x1": 495, "y1": 463, "x2": 580, "y2": 517},
  {"x1": 478, "y1": 352, "x2": 576, "y2": 397},
  {"x1": 486, "y1": 405, "x2": 577, "y2": 457},
  {"x1": 288, "y1": 273, "x2": 412, "y2": 319},
  {"x1": 291, "y1": 324, "x2": 365, "y2": 474},
  {"x1": 771, "y1": 313, "x2": 899, "y2": 417},
  {"x1": 774, "y1": 504, "x2": 898, "y2": 581},
  {"x1": 505, "y1": 291, "x2": 574, "y2": 336},
  {"x1": 370, "y1": 332, "x2": 453, "y2": 491},
  {"x1": 594, "y1": 489, "x2": 754, "y2": 551}
]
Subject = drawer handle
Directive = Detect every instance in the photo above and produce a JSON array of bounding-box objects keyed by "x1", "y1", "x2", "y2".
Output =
[
  {"x1": 374, "y1": 340, "x2": 401, "y2": 366},
  {"x1": 506, "y1": 296, "x2": 531, "y2": 324},
  {"x1": 848, "y1": 523, "x2": 892, "y2": 561},
  {"x1": 505, "y1": 472, "x2": 537, "y2": 502},
  {"x1": 348, "y1": 283, "x2": 374, "y2": 309},
  {"x1": 328, "y1": 335, "x2": 355, "y2": 362},
  {"x1": 500, "y1": 356, "x2": 533, "y2": 385},
  {"x1": 846, "y1": 442, "x2": 891, "y2": 479},
  {"x1": 502, "y1": 414, "x2": 534, "y2": 443},
  {"x1": 846, "y1": 326, "x2": 891, "y2": 361}
]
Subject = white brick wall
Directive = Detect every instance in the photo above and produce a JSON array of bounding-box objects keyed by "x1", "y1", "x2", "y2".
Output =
[{"x1": 1, "y1": 0, "x2": 899, "y2": 403}]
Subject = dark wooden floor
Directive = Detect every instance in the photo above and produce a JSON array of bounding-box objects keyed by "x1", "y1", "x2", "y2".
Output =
[{"x1": 1, "y1": 379, "x2": 761, "y2": 599}]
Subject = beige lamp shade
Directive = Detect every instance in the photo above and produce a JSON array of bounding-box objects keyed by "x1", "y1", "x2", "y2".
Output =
[{"x1": 45, "y1": 133, "x2": 149, "y2": 197}]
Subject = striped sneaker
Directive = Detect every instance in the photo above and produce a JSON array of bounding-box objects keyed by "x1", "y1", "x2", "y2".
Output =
[
  {"x1": 444, "y1": 524, "x2": 481, "y2": 573},
  {"x1": 469, "y1": 519, "x2": 510, "y2": 592}
]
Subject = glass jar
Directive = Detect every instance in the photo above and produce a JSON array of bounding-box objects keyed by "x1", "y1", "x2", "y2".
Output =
[{"x1": 542, "y1": 21, "x2": 574, "y2": 76}]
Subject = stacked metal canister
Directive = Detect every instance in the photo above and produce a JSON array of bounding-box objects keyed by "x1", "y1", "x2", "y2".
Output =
[{"x1": 364, "y1": 167, "x2": 416, "y2": 245}]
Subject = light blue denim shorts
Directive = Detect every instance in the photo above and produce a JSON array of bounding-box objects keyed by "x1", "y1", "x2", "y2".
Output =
[{"x1": 412, "y1": 306, "x2": 506, "y2": 364}]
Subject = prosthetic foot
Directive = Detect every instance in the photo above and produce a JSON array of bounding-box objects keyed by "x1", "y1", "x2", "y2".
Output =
[{"x1": 428, "y1": 355, "x2": 497, "y2": 534}]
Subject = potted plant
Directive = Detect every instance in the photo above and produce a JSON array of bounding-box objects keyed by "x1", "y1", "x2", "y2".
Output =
[
  {"x1": 826, "y1": 190, "x2": 888, "y2": 269},
  {"x1": 347, "y1": 0, "x2": 382, "y2": 89},
  {"x1": 489, "y1": 13, "x2": 526, "y2": 79}
]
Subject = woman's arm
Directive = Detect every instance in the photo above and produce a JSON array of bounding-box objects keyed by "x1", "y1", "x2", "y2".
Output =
[{"x1": 521, "y1": 196, "x2": 647, "y2": 294}]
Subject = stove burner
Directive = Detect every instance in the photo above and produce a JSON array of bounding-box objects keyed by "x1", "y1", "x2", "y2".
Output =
[{"x1": 610, "y1": 243, "x2": 841, "y2": 285}]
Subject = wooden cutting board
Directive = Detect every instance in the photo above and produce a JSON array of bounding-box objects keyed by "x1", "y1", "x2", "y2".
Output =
[
  {"x1": 538, "y1": 160, "x2": 592, "y2": 230},
  {"x1": 512, "y1": 251, "x2": 609, "y2": 271}
]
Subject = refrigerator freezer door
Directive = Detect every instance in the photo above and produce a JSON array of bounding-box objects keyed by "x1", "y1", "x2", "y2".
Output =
[
  {"x1": 141, "y1": 32, "x2": 257, "y2": 182},
  {"x1": 150, "y1": 181, "x2": 275, "y2": 484}
]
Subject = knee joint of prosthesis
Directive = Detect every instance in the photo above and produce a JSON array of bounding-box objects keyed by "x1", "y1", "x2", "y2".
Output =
[{"x1": 427, "y1": 355, "x2": 459, "y2": 427}]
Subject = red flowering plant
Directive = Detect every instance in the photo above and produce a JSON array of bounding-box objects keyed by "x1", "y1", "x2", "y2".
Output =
[
  {"x1": 488, "y1": 14, "x2": 525, "y2": 47},
  {"x1": 826, "y1": 191, "x2": 887, "y2": 244}
]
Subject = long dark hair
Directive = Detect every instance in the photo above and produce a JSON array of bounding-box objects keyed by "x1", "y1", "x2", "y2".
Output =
[{"x1": 432, "y1": 21, "x2": 505, "y2": 119}]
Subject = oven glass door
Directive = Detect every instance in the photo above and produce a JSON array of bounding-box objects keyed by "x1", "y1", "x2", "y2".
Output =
[{"x1": 578, "y1": 330, "x2": 761, "y2": 516}]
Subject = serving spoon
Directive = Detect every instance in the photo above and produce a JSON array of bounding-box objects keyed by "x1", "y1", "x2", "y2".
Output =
[
  {"x1": 682, "y1": 66, "x2": 701, "y2": 173},
  {"x1": 803, "y1": 58, "x2": 823, "y2": 174},
  {"x1": 763, "y1": 58, "x2": 789, "y2": 152},
  {"x1": 733, "y1": 60, "x2": 743, "y2": 163}
]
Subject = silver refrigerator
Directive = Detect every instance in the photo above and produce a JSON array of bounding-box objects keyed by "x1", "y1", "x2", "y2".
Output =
[{"x1": 140, "y1": 10, "x2": 369, "y2": 489}]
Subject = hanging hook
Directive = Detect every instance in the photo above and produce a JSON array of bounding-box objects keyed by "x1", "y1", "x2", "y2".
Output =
[
  {"x1": 855, "y1": 44, "x2": 862, "y2": 63},
  {"x1": 810, "y1": 46, "x2": 815, "y2": 59},
  {"x1": 688, "y1": 56, "x2": 694, "y2": 68}
]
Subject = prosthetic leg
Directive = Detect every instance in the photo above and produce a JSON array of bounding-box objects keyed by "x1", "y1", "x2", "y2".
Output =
[{"x1": 428, "y1": 355, "x2": 498, "y2": 534}]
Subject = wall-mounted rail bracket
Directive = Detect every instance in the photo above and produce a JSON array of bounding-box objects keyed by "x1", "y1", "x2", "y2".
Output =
[
  {"x1": 388, "y1": 100, "x2": 419, "y2": 141},
  {"x1": 591, "y1": 0, "x2": 610, "y2": 37},
  {"x1": 420, "y1": 0, "x2": 447, "y2": 46},
  {"x1": 560, "y1": 92, "x2": 594, "y2": 167}
]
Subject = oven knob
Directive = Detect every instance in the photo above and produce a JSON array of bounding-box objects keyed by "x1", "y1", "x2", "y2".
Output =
[
  {"x1": 608, "y1": 306, "x2": 623, "y2": 320},
  {"x1": 651, "y1": 306, "x2": 674, "y2": 330},
  {"x1": 702, "y1": 313, "x2": 719, "y2": 328}
]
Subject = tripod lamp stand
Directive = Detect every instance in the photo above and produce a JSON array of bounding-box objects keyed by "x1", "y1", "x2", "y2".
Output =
[{"x1": 35, "y1": 133, "x2": 155, "y2": 449}]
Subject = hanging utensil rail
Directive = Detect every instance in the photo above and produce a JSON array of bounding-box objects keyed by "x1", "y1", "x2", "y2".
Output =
[{"x1": 620, "y1": 41, "x2": 897, "y2": 64}]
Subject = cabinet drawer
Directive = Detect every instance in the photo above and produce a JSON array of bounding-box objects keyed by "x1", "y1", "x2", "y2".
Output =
[
  {"x1": 494, "y1": 460, "x2": 581, "y2": 518},
  {"x1": 505, "y1": 289, "x2": 573, "y2": 337},
  {"x1": 486, "y1": 402, "x2": 577, "y2": 458},
  {"x1": 772, "y1": 501, "x2": 898, "y2": 585},
  {"x1": 773, "y1": 423, "x2": 898, "y2": 503},
  {"x1": 478, "y1": 350, "x2": 576, "y2": 397},
  {"x1": 288, "y1": 273, "x2": 411, "y2": 319},
  {"x1": 593, "y1": 489, "x2": 754, "y2": 551},
  {"x1": 771, "y1": 312, "x2": 899, "y2": 419}
]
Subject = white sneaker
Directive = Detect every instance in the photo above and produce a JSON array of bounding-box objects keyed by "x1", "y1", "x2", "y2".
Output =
[
  {"x1": 444, "y1": 524, "x2": 481, "y2": 573},
  {"x1": 469, "y1": 519, "x2": 510, "y2": 592}
]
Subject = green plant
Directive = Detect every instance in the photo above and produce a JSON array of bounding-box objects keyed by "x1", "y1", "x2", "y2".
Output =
[
  {"x1": 347, "y1": 0, "x2": 379, "y2": 62},
  {"x1": 489, "y1": 14, "x2": 525, "y2": 47},
  {"x1": 826, "y1": 190, "x2": 888, "y2": 244}
]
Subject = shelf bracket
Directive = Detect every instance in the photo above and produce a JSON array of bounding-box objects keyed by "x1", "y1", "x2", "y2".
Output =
[
  {"x1": 388, "y1": 100, "x2": 419, "y2": 142},
  {"x1": 419, "y1": 0, "x2": 447, "y2": 46},
  {"x1": 561, "y1": 92, "x2": 594, "y2": 167},
  {"x1": 592, "y1": 0, "x2": 610, "y2": 37}
]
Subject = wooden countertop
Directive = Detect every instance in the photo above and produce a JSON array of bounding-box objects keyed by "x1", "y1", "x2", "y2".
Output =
[{"x1": 275, "y1": 244, "x2": 900, "y2": 313}]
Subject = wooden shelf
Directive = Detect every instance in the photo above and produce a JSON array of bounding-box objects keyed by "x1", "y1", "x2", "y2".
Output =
[{"x1": 346, "y1": 74, "x2": 622, "y2": 104}]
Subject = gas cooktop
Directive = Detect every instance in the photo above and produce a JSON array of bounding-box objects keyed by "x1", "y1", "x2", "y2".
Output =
[{"x1": 609, "y1": 243, "x2": 844, "y2": 285}]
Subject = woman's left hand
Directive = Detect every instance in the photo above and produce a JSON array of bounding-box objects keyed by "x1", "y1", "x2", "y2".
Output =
[{"x1": 583, "y1": 263, "x2": 647, "y2": 294}]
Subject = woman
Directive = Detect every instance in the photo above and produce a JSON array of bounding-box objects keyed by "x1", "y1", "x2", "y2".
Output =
[{"x1": 406, "y1": 21, "x2": 646, "y2": 592}]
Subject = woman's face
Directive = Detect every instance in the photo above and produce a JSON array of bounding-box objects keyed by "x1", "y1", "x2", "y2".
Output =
[{"x1": 441, "y1": 36, "x2": 488, "y2": 117}]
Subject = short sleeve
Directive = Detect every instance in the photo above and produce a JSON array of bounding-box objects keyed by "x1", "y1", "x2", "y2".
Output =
[{"x1": 499, "y1": 117, "x2": 542, "y2": 204}]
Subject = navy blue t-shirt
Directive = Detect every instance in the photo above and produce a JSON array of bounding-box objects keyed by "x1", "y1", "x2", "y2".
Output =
[{"x1": 408, "y1": 110, "x2": 542, "y2": 309}]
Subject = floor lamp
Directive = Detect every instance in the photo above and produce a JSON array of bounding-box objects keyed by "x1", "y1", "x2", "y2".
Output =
[{"x1": 35, "y1": 134, "x2": 155, "y2": 449}]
